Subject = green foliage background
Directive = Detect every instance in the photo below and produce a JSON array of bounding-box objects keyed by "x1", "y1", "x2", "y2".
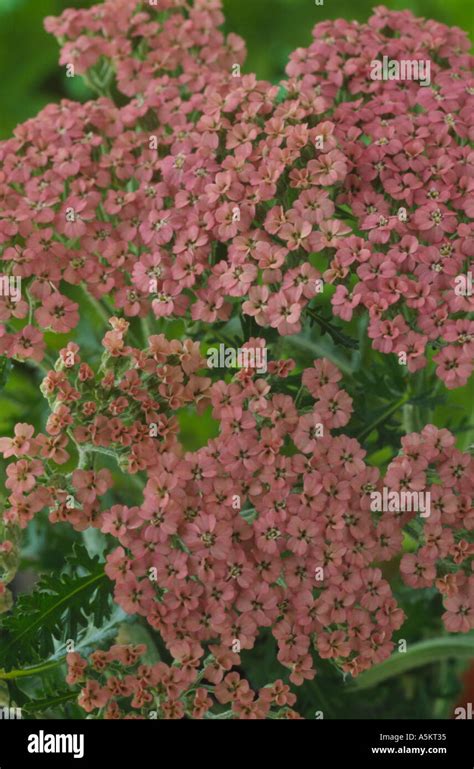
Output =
[{"x1": 0, "y1": 0, "x2": 472, "y2": 720}]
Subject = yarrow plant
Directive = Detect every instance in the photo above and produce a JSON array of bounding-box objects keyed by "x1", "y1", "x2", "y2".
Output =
[{"x1": 0, "y1": 1, "x2": 472, "y2": 721}]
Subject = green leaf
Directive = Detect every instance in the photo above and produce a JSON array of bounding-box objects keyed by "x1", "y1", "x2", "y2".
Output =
[
  {"x1": 0, "y1": 544, "x2": 112, "y2": 668},
  {"x1": 22, "y1": 691, "x2": 78, "y2": 715},
  {"x1": 356, "y1": 395, "x2": 408, "y2": 443},
  {"x1": 3, "y1": 606, "x2": 130, "y2": 717},
  {"x1": 349, "y1": 634, "x2": 474, "y2": 691}
]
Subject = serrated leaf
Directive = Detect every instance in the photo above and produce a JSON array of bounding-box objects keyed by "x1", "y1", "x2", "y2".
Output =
[
  {"x1": 9, "y1": 607, "x2": 130, "y2": 717},
  {"x1": 22, "y1": 690, "x2": 78, "y2": 716},
  {"x1": 51, "y1": 605, "x2": 130, "y2": 661},
  {"x1": 0, "y1": 544, "x2": 112, "y2": 668}
]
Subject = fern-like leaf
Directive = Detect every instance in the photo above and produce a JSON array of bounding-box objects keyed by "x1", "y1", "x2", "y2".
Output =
[{"x1": 0, "y1": 544, "x2": 112, "y2": 668}]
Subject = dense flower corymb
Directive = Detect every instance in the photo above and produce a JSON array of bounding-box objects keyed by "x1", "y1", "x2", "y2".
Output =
[
  {"x1": 0, "y1": 322, "x2": 472, "y2": 708},
  {"x1": 0, "y1": 1, "x2": 471, "y2": 386}
]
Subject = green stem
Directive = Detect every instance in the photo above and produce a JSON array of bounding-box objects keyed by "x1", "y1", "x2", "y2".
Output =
[
  {"x1": 0, "y1": 658, "x2": 63, "y2": 681},
  {"x1": 80, "y1": 444, "x2": 122, "y2": 462},
  {"x1": 307, "y1": 309, "x2": 359, "y2": 351},
  {"x1": 78, "y1": 447, "x2": 92, "y2": 470},
  {"x1": 141, "y1": 316, "x2": 153, "y2": 347},
  {"x1": 75, "y1": 442, "x2": 144, "y2": 495},
  {"x1": 402, "y1": 402, "x2": 418, "y2": 434},
  {"x1": 350, "y1": 635, "x2": 474, "y2": 692},
  {"x1": 294, "y1": 384, "x2": 305, "y2": 409},
  {"x1": 79, "y1": 287, "x2": 111, "y2": 327},
  {"x1": 356, "y1": 395, "x2": 408, "y2": 443}
]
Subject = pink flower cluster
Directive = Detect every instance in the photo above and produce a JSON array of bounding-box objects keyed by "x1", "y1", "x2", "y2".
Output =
[
  {"x1": 284, "y1": 6, "x2": 474, "y2": 386},
  {"x1": 66, "y1": 644, "x2": 300, "y2": 719},
  {"x1": 392, "y1": 426, "x2": 474, "y2": 631},
  {"x1": 1, "y1": 322, "x2": 472, "y2": 694},
  {"x1": 0, "y1": 1, "x2": 470, "y2": 385}
]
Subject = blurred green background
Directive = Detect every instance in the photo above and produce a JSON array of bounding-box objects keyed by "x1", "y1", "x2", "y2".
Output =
[{"x1": 0, "y1": 0, "x2": 472, "y2": 138}]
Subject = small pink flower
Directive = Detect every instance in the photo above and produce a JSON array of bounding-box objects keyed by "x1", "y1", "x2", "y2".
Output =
[{"x1": 0, "y1": 423, "x2": 36, "y2": 458}]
